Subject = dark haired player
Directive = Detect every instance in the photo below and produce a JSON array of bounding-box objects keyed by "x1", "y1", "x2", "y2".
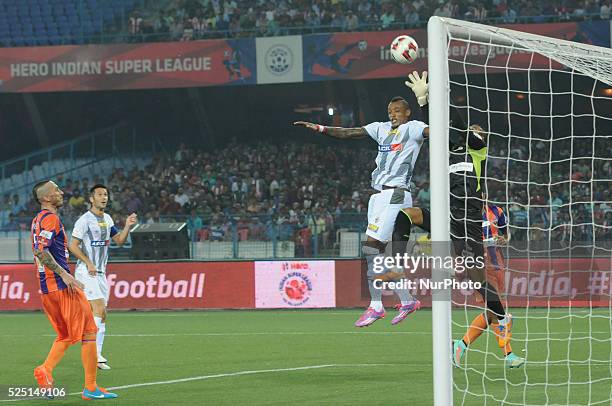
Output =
[
  {"x1": 405, "y1": 71, "x2": 523, "y2": 368},
  {"x1": 69, "y1": 184, "x2": 137, "y2": 370},
  {"x1": 295, "y1": 96, "x2": 428, "y2": 327}
]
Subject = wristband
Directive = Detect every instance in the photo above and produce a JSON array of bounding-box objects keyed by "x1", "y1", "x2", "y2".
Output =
[{"x1": 316, "y1": 124, "x2": 326, "y2": 133}]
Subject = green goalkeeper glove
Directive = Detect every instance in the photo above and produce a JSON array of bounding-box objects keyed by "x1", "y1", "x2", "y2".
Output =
[{"x1": 405, "y1": 71, "x2": 428, "y2": 107}]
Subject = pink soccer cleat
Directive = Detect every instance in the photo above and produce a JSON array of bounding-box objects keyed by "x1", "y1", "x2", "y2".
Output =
[
  {"x1": 354, "y1": 307, "x2": 385, "y2": 327},
  {"x1": 391, "y1": 300, "x2": 421, "y2": 325}
]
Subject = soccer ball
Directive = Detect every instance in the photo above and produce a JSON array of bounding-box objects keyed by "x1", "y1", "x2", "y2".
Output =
[{"x1": 390, "y1": 35, "x2": 419, "y2": 64}]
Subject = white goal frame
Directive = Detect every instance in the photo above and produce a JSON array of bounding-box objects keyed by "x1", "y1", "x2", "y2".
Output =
[{"x1": 427, "y1": 16, "x2": 612, "y2": 406}]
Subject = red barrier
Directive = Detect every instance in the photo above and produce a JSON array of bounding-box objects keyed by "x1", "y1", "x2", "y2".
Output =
[
  {"x1": 303, "y1": 21, "x2": 611, "y2": 82},
  {"x1": 333, "y1": 258, "x2": 611, "y2": 308},
  {"x1": 0, "y1": 258, "x2": 609, "y2": 311},
  {"x1": 104, "y1": 262, "x2": 254, "y2": 309},
  {"x1": 0, "y1": 262, "x2": 255, "y2": 310},
  {"x1": 0, "y1": 264, "x2": 40, "y2": 310},
  {"x1": 0, "y1": 39, "x2": 256, "y2": 92}
]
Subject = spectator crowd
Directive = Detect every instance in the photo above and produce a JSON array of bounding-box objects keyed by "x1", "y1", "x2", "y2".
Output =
[
  {"x1": 126, "y1": 0, "x2": 612, "y2": 41},
  {"x1": 1, "y1": 138, "x2": 610, "y2": 256}
]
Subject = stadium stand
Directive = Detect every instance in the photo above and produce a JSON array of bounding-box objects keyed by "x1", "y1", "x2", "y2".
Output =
[
  {"x1": 0, "y1": 0, "x2": 135, "y2": 46},
  {"x1": 0, "y1": 0, "x2": 610, "y2": 46},
  {"x1": 2, "y1": 140, "x2": 609, "y2": 255}
]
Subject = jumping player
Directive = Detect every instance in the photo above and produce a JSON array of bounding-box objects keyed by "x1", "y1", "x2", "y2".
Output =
[
  {"x1": 453, "y1": 201, "x2": 524, "y2": 368},
  {"x1": 405, "y1": 71, "x2": 522, "y2": 367},
  {"x1": 69, "y1": 184, "x2": 137, "y2": 370},
  {"x1": 31, "y1": 180, "x2": 118, "y2": 400},
  {"x1": 294, "y1": 95, "x2": 426, "y2": 327}
]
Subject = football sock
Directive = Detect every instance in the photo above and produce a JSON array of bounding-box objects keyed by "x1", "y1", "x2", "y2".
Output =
[
  {"x1": 94, "y1": 317, "x2": 105, "y2": 359},
  {"x1": 364, "y1": 245, "x2": 384, "y2": 312},
  {"x1": 43, "y1": 340, "x2": 70, "y2": 374},
  {"x1": 504, "y1": 342, "x2": 513, "y2": 356},
  {"x1": 368, "y1": 279, "x2": 384, "y2": 311},
  {"x1": 81, "y1": 339, "x2": 98, "y2": 391},
  {"x1": 393, "y1": 282, "x2": 414, "y2": 306},
  {"x1": 478, "y1": 282, "x2": 506, "y2": 320},
  {"x1": 420, "y1": 208, "x2": 431, "y2": 232},
  {"x1": 462, "y1": 313, "x2": 488, "y2": 346}
]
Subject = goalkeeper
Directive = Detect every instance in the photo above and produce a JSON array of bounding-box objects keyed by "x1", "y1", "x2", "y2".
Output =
[{"x1": 404, "y1": 71, "x2": 524, "y2": 369}]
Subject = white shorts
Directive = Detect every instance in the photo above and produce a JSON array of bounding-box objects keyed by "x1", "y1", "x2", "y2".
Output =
[
  {"x1": 75, "y1": 267, "x2": 110, "y2": 305},
  {"x1": 365, "y1": 188, "x2": 413, "y2": 242}
]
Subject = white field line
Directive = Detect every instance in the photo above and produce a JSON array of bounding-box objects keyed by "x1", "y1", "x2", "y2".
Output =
[
  {"x1": 2, "y1": 361, "x2": 611, "y2": 402},
  {"x1": 74, "y1": 364, "x2": 396, "y2": 395},
  {"x1": 2, "y1": 330, "x2": 612, "y2": 338},
  {"x1": 0, "y1": 364, "x2": 395, "y2": 402},
  {"x1": 1, "y1": 331, "x2": 611, "y2": 338}
]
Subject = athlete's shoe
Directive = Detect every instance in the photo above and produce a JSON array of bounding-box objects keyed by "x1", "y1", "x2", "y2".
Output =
[
  {"x1": 354, "y1": 307, "x2": 385, "y2": 327},
  {"x1": 391, "y1": 300, "x2": 421, "y2": 325},
  {"x1": 34, "y1": 365, "x2": 54, "y2": 389},
  {"x1": 82, "y1": 387, "x2": 118, "y2": 400},
  {"x1": 505, "y1": 353, "x2": 525, "y2": 369},
  {"x1": 491, "y1": 314, "x2": 513, "y2": 348},
  {"x1": 452, "y1": 340, "x2": 467, "y2": 368},
  {"x1": 97, "y1": 362, "x2": 111, "y2": 370}
]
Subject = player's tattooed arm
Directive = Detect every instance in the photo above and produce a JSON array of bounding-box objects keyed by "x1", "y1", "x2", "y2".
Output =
[
  {"x1": 325, "y1": 127, "x2": 367, "y2": 139},
  {"x1": 293, "y1": 121, "x2": 367, "y2": 139},
  {"x1": 35, "y1": 250, "x2": 65, "y2": 275},
  {"x1": 35, "y1": 250, "x2": 84, "y2": 291}
]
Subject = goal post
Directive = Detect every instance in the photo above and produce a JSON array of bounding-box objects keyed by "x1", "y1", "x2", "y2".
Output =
[
  {"x1": 428, "y1": 15, "x2": 454, "y2": 406},
  {"x1": 427, "y1": 16, "x2": 612, "y2": 406}
]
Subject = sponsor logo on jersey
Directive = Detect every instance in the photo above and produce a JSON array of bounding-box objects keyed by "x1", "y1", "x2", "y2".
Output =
[
  {"x1": 90, "y1": 240, "x2": 109, "y2": 247},
  {"x1": 378, "y1": 143, "x2": 403, "y2": 152},
  {"x1": 39, "y1": 230, "x2": 53, "y2": 240}
]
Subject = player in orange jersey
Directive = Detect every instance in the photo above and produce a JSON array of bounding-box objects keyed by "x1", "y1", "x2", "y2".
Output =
[
  {"x1": 452, "y1": 200, "x2": 524, "y2": 369},
  {"x1": 31, "y1": 179, "x2": 118, "y2": 400}
]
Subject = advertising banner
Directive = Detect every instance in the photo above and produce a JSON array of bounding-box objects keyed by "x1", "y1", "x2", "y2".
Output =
[
  {"x1": 0, "y1": 21, "x2": 608, "y2": 92},
  {"x1": 0, "y1": 264, "x2": 40, "y2": 310},
  {"x1": 103, "y1": 262, "x2": 255, "y2": 309},
  {"x1": 1, "y1": 258, "x2": 609, "y2": 311},
  {"x1": 256, "y1": 35, "x2": 303, "y2": 84},
  {"x1": 303, "y1": 20, "x2": 611, "y2": 82},
  {"x1": 255, "y1": 260, "x2": 335, "y2": 308},
  {"x1": 0, "y1": 262, "x2": 255, "y2": 310},
  {"x1": 345, "y1": 257, "x2": 612, "y2": 308},
  {"x1": 0, "y1": 38, "x2": 256, "y2": 93}
]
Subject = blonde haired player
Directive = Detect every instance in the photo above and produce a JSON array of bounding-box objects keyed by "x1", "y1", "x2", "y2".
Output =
[
  {"x1": 69, "y1": 184, "x2": 137, "y2": 370},
  {"x1": 31, "y1": 180, "x2": 117, "y2": 400}
]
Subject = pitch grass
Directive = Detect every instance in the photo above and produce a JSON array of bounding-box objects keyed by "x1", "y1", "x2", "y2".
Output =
[{"x1": 1, "y1": 308, "x2": 611, "y2": 405}]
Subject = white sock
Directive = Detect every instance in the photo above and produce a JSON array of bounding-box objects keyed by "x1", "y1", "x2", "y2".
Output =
[
  {"x1": 93, "y1": 317, "x2": 105, "y2": 360},
  {"x1": 369, "y1": 299, "x2": 384, "y2": 312}
]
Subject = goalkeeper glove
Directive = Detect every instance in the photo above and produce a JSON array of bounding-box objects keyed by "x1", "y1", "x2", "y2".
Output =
[{"x1": 405, "y1": 71, "x2": 428, "y2": 107}]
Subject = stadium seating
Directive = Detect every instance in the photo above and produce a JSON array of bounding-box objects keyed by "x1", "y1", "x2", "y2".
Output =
[
  {"x1": 0, "y1": 0, "x2": 135, "y2": 46},
  {"x1": 0, "y1": 0, "x2": 609, "y2": 47}
]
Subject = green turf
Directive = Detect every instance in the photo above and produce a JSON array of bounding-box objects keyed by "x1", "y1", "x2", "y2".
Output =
[{"x1": 1, "y1": 308, "x2": 611, "y2": 405}]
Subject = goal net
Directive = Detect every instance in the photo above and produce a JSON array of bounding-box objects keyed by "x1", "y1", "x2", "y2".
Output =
[{"x1": 427, "y1": 17, "x2": 612, "y2": 406}]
